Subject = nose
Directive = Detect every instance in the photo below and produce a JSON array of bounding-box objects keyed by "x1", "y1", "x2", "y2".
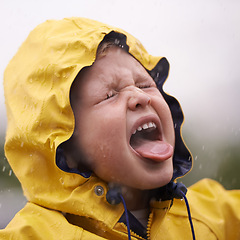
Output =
[{"x1": 128, "y1": 87, "x2": 151, "y2": 110}]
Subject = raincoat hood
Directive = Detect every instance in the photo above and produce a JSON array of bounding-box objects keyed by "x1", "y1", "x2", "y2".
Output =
[{"x1": 4, "y1": 17, "x2": 192, "y2": 216}]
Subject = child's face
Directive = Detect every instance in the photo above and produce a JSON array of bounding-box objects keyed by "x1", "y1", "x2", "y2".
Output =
[{"x1": 72, "y1": 48, "x2": 175, "y2": 190}]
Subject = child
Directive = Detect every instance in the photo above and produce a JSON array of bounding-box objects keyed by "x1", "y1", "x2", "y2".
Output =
[{"x1": 1, "y1": 17, "x2": 240, "y2": 239}]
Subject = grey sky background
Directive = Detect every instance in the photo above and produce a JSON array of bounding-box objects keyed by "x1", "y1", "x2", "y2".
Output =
[{"x1": 1, "y1": 0, "x2": 240, "y2": 146}]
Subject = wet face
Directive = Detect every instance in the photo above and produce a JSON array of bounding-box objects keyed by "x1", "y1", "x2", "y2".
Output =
[{"x1": 71, "y1": 48, "x2": 175, "y2": 190}]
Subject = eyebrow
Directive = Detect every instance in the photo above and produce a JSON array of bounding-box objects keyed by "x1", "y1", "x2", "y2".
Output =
[{"x1": 134, "y1": 70, "x2": 153, "y2": 84}]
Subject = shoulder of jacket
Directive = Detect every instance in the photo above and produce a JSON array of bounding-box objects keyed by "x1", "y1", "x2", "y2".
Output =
[
  {"x1": 169, "y1": 178, "x2": 240, "y2": 239},
  {"x1": 0, "y1": 202, "x2": 82, "y2": 240}
]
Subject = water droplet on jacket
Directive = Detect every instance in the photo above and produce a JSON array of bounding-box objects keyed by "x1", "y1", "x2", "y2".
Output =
[
  {"x1": 54, "y1": 72, "x2": 60, "y2": 78},
  {"x1": 59, "y1": 177, "x2": 65, "y2": 185},
  {"x1": 21, "y1": 142, "x2": 24, "y2": 147}
]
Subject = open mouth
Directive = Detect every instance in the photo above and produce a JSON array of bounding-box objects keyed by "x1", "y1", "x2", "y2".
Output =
[
  {"x1": 130, "y1": 121, "x2": 160, "y2": 147},
  {"x1": 130, "y1": 121, "x2": 173, "y2": 162}
]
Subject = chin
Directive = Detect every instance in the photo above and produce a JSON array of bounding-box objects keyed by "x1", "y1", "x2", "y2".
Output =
[{"x1": 139, "y1": 169, "x2": 173, "y2": 190}]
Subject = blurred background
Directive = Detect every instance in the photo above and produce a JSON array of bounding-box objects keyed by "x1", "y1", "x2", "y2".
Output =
[{"x1": 1, "y1": 0, "x2": 240, "y2": 229}]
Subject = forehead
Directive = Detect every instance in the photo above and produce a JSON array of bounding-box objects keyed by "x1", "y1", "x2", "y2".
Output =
[
  {"x1": 90, "y1": 49, "x2": 148, "y2": 81},
  {"x1": 73, "y1": 48, "x2": 151, "y2": 101},
  {"x1": 95, "y1": 48, "x2": 148, "y2": 78}
]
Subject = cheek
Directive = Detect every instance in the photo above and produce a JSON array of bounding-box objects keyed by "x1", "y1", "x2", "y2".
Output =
[
  {"x1": 89, "y1": 140, "x2": 126, "y2": 183},
  {"x1": 76, "y1": 110, "x2": 127, "y2": 168},
  {"x1": 152, "y1": 97, "x2": 175, "y2": 140}
]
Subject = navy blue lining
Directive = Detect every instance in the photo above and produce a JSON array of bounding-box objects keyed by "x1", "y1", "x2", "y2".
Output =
[{"x1": 56, "y1": 147, "x2": 91, "y2": 178}]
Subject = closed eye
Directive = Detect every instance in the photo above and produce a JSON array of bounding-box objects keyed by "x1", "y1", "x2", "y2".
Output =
[
  {"x1": 138, "y1": 84, "x2": 152, "y2": 89},
  {"x1": 136, "y1": 82, "x2": 156, "y2": 89},
  {"x1": 105, "y1": 90, "x2": 117, "y2": 100}
]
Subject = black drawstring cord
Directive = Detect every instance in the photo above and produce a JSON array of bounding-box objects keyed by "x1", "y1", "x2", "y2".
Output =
[
  {"x1": 119, "y1": 189, "x2": 196, "y2": 240},
  {"x1": 107, "y1": 182, "x2": 195, "y2": 240},
  {"x1": 120, "y1": 194, "x2": 132, "y2": 240},
  {"x1": 162, "y1": 182, "x2": 196, "y2": 240},
  {"x1": 106, "y1": 187, "x2": 132, "y2": 240},
  {"x1": 180, "y1": 190, "x2": 196, "y2": 240}
]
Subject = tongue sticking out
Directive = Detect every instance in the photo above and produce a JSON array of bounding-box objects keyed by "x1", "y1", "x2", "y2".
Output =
[{"x1": 132, "y1": 138, "x2": 173, "y2": 162}]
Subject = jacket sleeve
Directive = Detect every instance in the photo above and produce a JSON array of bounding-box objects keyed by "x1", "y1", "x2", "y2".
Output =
[
  {"x1": 0, "y1": 202, "x2": 82, "y2": 240},
  {"x1": 157, "y1": 179, "x2": 240, "y2": 240},
  {"x1": 187, "y1": 178, "x2": 240, "y2": 240},
  {"x1": 0, "y1": 202, "x2": 118, "y2": 240}
]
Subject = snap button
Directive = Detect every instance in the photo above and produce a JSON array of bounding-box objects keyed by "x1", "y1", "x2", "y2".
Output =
[{"x1": 94, "y1": 185, "x2": 104, "y2": 196}]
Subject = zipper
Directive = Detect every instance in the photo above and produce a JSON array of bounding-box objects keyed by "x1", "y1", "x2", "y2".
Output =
[
  {"x1": 119, "y1": 222, "x2": 146, "y2": 240},
  {"x1": 146, "y1": 211, "x2": 153, "y2": 240},
  {"x1": 120, "y1": 204, "x2": 170, "y2": 240},
  {"x1": 120, "y1": 210, "x2": 154, "y2": 239},
  {"x1": 146, "y1": 200, "x2": 172, "y2": 239}
]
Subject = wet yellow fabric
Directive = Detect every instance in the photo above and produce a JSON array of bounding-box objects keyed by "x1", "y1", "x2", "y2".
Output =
[
  {"x1": 1, "y1": 17, "x2": 240, "y2": 239},
  {"x1": 1, "y1": 179, "x2": 240, "y2": 239},
  {"x1": 151, "y1": 179, "x2": 240, "y2": 240},
  {"x1": 3, "y1": 17, "x2": 160, "y2": 215}
]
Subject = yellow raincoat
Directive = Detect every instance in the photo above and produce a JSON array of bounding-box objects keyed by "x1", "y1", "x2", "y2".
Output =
[{"x1": 1, "y1": 17, "x2": 240, "y2": 240}]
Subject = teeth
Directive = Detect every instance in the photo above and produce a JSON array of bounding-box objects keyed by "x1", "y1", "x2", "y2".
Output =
[
  {"x1": 133, "y1": 121, "x2": 157, "y2": 134},
  {"x1": 142, "y1": 124, "x2": 148, "y2": 130},
  {"x1": 148, "y1": 122, "x2": 154, "y2": 128}
]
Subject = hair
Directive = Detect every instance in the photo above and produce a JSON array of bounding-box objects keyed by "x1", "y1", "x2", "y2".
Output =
[{"x1": 96, "y1": 31, "x2": 129, "y2": 58}]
